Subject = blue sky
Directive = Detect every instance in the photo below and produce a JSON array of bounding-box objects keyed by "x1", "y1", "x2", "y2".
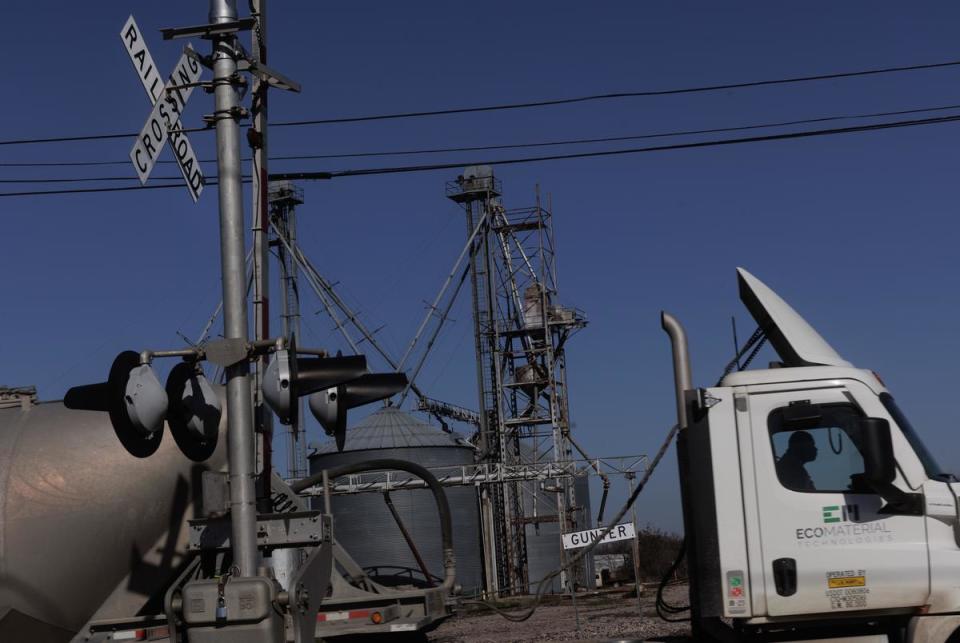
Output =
[{"x1": 2, "y1": 2, "x2": 959, "y2": 532}]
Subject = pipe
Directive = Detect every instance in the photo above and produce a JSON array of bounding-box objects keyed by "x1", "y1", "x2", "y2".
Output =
[
  {"x1": 565, "y1": 432, "x2": 610, "y2": 524},
  {"x1": 383, "y1": 491, "x2": 435, "y2": 587},
  {"x1": 290, "y1": 459, "x2": 456, "y2": 591},
  {"x1": 398, "y1": 262, "x2": 472, "y2": 406},
  {"x1": 596, "y1": 478, "x2": 610, "y2": 526},
  {"x1": 661, "y1": 311, "x2": 693, "y2": 430},
  {"x1": 397, "y1": 212, "x2": 488, "y2": 373},
  {"x1": 249, "y1": 0, "x2": 274, "y2": 511}
]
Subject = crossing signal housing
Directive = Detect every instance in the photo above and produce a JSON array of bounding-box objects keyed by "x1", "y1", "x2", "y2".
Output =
[
  {"x1": 261, "y1": 346, "x2": 368, "y2": 430},
  {"x1": 64, "y1": 351, "x2": 167, "y2": 458},
  {"x1": 308, "y1": 372, "x2": 409, "y2": 451},
  {"x1": 260, "y1": 343, "x2": 408, "y2": 452},
  {"x1": 165, "y1": 361, "x2": 222, "y2": 462},
  {"x1": 64, "y1": 352, "x2": 221, "y2": 461}
]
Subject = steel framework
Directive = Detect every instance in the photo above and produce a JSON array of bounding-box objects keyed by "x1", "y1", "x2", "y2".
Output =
[
  {"x1": 446, "y1": 166, "x2": 589, "y2": 596},
  {"x1": 262, "y1": 172, "x2": 616, "y2": 598},
  {"x1": 297, "y1": 455, "x2": 647, "y2": 496},
  {"x1": 269, "y1": 181, "x2": 308, "y2": 479}
]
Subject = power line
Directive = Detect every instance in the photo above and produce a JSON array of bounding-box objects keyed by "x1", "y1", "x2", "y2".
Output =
[
  {"x1": 272, "y1": 113, "x2": 960, "y2": 181},
  {"x1": 271, "y1": 59, "x2": 960, "y2": 127},
  {"x1": 2, "y1": 59, "x2": 960, "y2": 148},
  {"x1": 0, "y1": 127, "x2": 208, "y2": 148},
  {"x1": 4, "y1": 103, "x2": 960, "y2": 168},
  {"x1": 3, "y1": 114, "x2": 957, "y2": 197},
  {"x1": 0, "y1": 183, "x2": 186, "y2": 197},
  {"x1": 0, "y1": 179, "x2": 250, "y2": 198},
  {"x1": 0, "y1": 176, "x2": 250, "y2": 184},
  {"x1": 267, "y1": 104, "x2": 960, "y2": 158},
  {"x1": 0, "y1": 176, "x2": 185, "y2": 184}
]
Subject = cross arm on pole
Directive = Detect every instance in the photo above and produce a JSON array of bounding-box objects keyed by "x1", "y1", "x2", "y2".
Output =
[{"x1": 161, "y1": 18, "x2": 256, "y2": 41}]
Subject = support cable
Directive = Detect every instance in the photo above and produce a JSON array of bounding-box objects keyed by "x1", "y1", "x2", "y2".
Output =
[
  {"x1": 271, "y1": 224, "x2": 364, "y2": 355},
  {"x1": 270, "y1": 221, "x2": 444, "y2": 414},
  {"x1": 193, "y1": 247, "x2": 255, "y2": 346},
  {"x1": 397, "y1": 262, "x2": 472, "y2": 407},
  {"x1": 396, "y1": 211, "x2": 488, "y2": 372}
]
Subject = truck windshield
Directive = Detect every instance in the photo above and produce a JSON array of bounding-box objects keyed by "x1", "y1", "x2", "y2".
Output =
[{"x1": 879, "y1": 392, "x2": 954, "y2": 481}]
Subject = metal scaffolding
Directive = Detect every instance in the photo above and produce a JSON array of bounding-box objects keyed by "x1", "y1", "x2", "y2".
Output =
[
  {"x1": 269, "y1": 180, "x2": 308, "y2": 479},
  {"x1": 297, "y1": 455, "x2": 647, "y2": 496},
  {"x1": 446, "y1": 166, "x2": 589, "y2": 596},
  {"x1": 265, "y1": 171, "x2": 617, "y2": 598}
]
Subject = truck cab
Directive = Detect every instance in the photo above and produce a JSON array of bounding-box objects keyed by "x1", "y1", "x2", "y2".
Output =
[{"x1": 664, "y1": 268, "x2": 960, "y2": 643}]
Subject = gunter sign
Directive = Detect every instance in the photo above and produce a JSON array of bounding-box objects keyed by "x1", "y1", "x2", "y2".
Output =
[{"x1": 561, "y1": 522, "x2": 636, "y2": 550}]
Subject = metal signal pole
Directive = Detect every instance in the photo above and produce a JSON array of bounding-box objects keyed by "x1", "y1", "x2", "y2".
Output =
[
  {"x1": 249, "y1": 0, "x2": 274, "y2": 506},
  {"x1": 210, "y1": 0, "x2": 259, "y2": 576}
]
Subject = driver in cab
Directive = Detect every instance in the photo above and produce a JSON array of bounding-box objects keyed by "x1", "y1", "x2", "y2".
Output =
[{"x1": 777, "y1": 431, "x2": 817, "y2": 491}]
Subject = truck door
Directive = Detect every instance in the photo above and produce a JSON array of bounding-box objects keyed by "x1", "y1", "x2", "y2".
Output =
[{"x1": 747, "y1": 384, "x2": 929, "y2": 617}]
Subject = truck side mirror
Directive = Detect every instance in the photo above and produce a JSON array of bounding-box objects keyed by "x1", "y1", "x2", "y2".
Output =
[
  {"x1": 859, "y1": 417, "x2": 895, "y2": 487},
  {"x1": 856, "y1": 417, "x2": 923, "y2": 515}
]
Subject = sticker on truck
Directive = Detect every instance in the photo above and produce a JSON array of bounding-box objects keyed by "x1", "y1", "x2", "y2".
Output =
[
  {"x1": 825, "y1": 569, "x2": 869, "y2": 609},
  {"x1": 725, "y1": 570, "x2": 747, "y2": 615}
]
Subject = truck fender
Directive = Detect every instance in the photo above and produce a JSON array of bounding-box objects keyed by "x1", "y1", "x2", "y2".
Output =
[{"x1": 908, "y1": 615, "x2": 960, "y2": 643}]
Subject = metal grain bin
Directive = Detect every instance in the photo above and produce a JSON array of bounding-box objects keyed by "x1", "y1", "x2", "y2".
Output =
[
  {"x1": 308, "y1": 408, "x2": 484, "y2": 595},
  {"x1": 524, "y1": 473, "x2": 595, "y2": 593}
]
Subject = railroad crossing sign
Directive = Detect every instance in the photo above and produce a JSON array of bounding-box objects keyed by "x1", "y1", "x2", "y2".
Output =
[
  {"x1": 121, "y1": 15, "x2": 204, "y2": 202},
  {"x1": 561, "y1": 522, "x2": 636, "y2": 550}
]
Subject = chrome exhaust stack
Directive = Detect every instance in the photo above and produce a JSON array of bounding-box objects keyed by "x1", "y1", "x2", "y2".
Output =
[{"x1": 661, "y1": 311, "x2": 693, "y2": 430}]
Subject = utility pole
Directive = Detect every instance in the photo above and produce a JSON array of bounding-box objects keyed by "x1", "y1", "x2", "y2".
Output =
[
  {"x1": 249, "y1": 0, "x2": 274, "y2": 504},
  {"x1": 627, "y1": 471, "x2": 643, "y2": 614},
  {"x1": 210, "y1": 0, "x2": 259, "y2": 576}
]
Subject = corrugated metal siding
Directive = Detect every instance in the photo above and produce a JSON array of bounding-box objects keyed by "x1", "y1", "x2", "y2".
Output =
[
  {"x1": 524, "y1": 473, "x2": 595, "y2": 593},
  {"x1": 312, "y1": 407, "x2": 470, "y2": 453},
  {"x1": 309, "y1": 410, "x2": 484, "y2": 595},
  {"x1": 575, "y1": 475, "x2": 596, "y2": 589}
]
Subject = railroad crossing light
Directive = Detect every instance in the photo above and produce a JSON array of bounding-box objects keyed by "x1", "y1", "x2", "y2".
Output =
[
  {"x1": 261, "y1": 343, "x2": 367, "y2": 428},
  {"x1": 64, "y1": 351, "x2": 168, "y2": 458},
  {"x1": 309, "y1": 372, "x2": 409, "y2": 452},
  {"x1": 64, "y1": 352, "x2": 221, "y2": 461},
  {"x1": 166, "y1": 362, "x2": 222, "y2": 462}
]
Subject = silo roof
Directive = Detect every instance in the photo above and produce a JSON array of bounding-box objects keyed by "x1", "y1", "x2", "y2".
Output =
[{"x1": 312, "y1": 407, "x2": 470, "y2": 454}]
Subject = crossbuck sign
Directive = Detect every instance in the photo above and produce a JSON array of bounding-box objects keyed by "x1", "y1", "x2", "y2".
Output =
[
  {"x1": 121, "y1": 16, "x2": 204, "y2": 202},
  {"x1": 561, "y1": 522, "x2": 636, "y2": 550}
]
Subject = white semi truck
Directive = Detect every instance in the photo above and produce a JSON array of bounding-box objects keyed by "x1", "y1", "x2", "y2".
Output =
[{"x1": 661, "y1": 268, "x2": 960, "y2": 642}]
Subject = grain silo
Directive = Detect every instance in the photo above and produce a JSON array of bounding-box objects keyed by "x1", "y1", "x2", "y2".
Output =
[
  {"x1": 523, "y1": 470, "x2": 595, "y2": 594},
  {"x1": 308, "y1": 407, "x2": 484, "y2": 595}
]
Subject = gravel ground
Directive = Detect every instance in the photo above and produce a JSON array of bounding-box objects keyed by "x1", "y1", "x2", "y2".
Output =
[{"x1": 428, "y1": 584, "x2": 691, "y2": 642}]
